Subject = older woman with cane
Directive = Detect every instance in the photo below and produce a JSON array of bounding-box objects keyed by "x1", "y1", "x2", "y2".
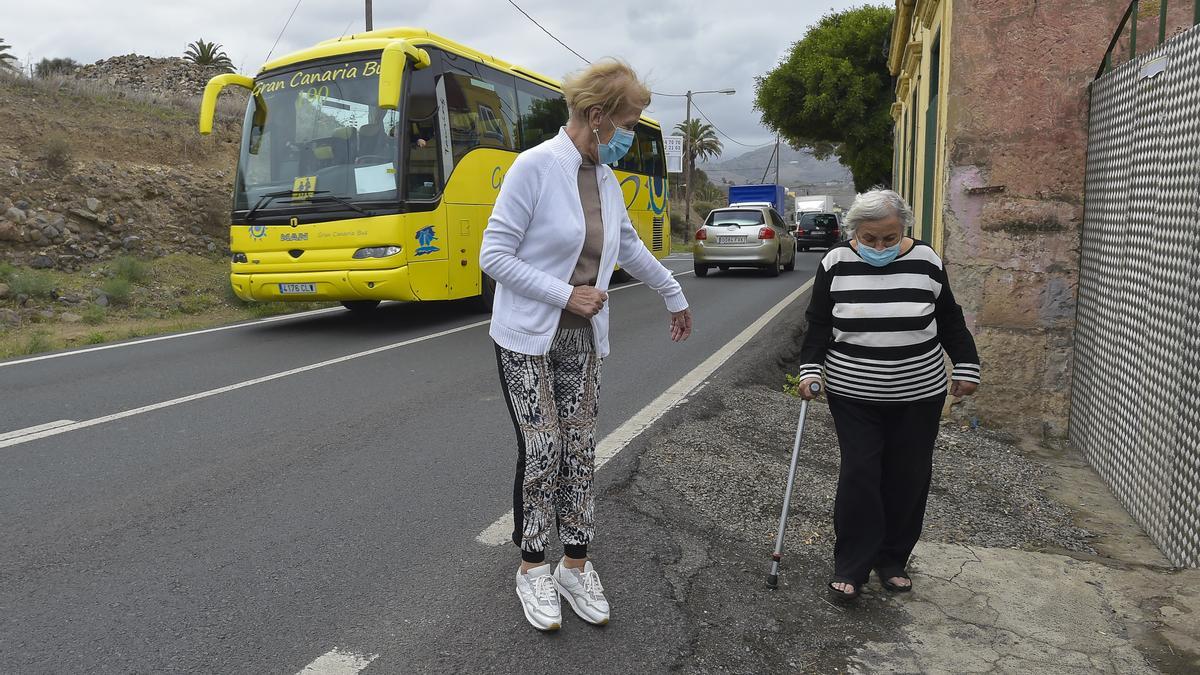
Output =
[
  {"x1": 795, "y1": 189, "x2": 979, "y2": 601},
  {"x1": 481, "y1": 59, "x2": 693, "y2": 631}
]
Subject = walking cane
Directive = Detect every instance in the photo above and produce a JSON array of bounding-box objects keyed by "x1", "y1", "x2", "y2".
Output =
[{"x1": 767, "y1": 381, "x2": 821, "y2": 588}]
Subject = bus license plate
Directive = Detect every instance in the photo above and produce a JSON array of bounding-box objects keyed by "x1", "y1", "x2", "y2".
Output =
[
  {"x1": 717, "y1": 235, "x2": 744, "y2": 244},
  {"x1": 279, "y1": 283, "x2": 316, "y2": 294}
]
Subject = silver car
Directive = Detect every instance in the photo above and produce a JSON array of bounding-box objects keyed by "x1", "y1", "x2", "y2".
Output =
[{"x1": 693, "y1": 204, "x2": 797, "y2": 277}]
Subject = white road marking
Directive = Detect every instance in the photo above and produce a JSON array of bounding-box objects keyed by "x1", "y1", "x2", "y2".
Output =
[
  {"x1": 476, "y1": 277, "x2": 815, "y2": 546},
  {"x1": 0, "y1": 272, "x2": 693, "y2": 449},
  {"x1": 0, "y1": 321, "x2": 490, "y2": 449},
  {"x1": 0, "y1": 419, "x2": 77, "y2": 442},
  {"x1": 1, "y1": 267, "x2": 696, "y2": 371},
  {"x1": 0, "y1": 306, "x2": 345, "y2": 369},
  {"x1": 296, "y1": 648, "x2": 378, "y2": 675}
]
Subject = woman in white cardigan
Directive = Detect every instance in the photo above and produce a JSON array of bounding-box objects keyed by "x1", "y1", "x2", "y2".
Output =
[{"x1": 480, "y1": 59, "x2": 692, "y2": 632}]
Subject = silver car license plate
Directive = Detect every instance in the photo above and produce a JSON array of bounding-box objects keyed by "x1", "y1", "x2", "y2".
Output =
[
  {"x1": 279, "y1": 283, "x2": 316, "y2": 294},
  {"x1": 716, "y1": 235, "x2": 744, "y2": 244}
]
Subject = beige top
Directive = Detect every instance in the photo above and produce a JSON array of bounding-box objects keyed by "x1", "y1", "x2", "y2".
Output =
[{"x1": 560, "y1": 155, "x2": 605, "y2": 328}]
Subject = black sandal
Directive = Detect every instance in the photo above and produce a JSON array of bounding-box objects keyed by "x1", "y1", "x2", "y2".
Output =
[
  {"x1": 875, "y1": 568, "x2": 912, "y2": 593},
  {"x1": 827, "y1": 577, "x2": 861, "y2": 602}
]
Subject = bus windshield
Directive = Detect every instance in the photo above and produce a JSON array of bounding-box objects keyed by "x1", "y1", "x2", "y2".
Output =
[{"x1": 235, "y1": 56, "x2": 401, "y2": 215}]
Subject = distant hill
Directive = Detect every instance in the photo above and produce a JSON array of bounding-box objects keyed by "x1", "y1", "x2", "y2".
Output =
[{"x1": 700, "y1": 145, "x2": 857, "y2": 211}]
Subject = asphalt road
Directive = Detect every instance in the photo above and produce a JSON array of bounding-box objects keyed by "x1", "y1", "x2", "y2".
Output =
[{"x1": 1, "y1": 251, "x2": 821, "y2": 673}]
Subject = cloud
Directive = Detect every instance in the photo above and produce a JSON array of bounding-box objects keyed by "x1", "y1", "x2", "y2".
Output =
[{"x1": 4, "y1": 0, "x2": 869, "y2": 159}]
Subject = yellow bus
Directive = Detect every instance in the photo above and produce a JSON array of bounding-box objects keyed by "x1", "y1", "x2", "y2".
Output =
[{"x1": 199, "y1": 27, "x2": 670, "y2": 312}]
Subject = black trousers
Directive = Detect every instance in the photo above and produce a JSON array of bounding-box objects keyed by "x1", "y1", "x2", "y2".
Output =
[{"x1": 826, "y1": 392, "x2": 945, "y2": 585}]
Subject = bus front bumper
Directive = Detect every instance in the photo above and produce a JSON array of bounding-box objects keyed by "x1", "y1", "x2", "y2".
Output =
[{"x1": 231, "y1": 265, "x2": 416, "y2": 302}]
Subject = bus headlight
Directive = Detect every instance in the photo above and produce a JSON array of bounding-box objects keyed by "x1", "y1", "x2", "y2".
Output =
[
  {"x1": 232, "y1": 252, "x2": 248, "y2": 263},
  {"x1": 353, "y1": 246, "x2": 403, "y2": 259}
]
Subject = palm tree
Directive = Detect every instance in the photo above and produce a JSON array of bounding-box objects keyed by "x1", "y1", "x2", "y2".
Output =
[
  {"x1": 673, "y1": 119, "x2": 724, "y2": 240},
  {"x1": 183, "y1": 39, "x2": 234, "y2": 71},
  {"x1": 0, "y1": 38, "x2": 17, "y2": 70},
  {"x1": 672, "y1": 119, "x2": 723, "y2": 167}
]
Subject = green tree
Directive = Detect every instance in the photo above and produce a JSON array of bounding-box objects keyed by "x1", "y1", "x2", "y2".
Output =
[
  {"x1": 183, "y1": 39, "x2": 234, "y2": 71},
  {"x1": 754, "y1": 5, "x2": 895, "y2": 191},
  {"x1": 35, "y1": 57, "x2": 80, "y2": 78},
  {"x1": 0, "y1": 38, "x2": 17, "y2": 70}
]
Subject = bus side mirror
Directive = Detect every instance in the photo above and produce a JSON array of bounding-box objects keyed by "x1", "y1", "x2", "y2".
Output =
[
  {"x1": 379, "y1": 40, "x2": 431, "y2": 110},
  {"x1": 199, "y1": 73, "x2": 254, "y2": 135}
]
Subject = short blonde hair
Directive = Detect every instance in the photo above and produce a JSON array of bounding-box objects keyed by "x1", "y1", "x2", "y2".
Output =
[{"x1": 562, "y1": 58, "x2": 651, "y2": 121}]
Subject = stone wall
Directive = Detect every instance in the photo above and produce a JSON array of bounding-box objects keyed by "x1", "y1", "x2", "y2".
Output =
[{"x1": 938, "y1": 0, "x2": 1176, "y2": 440}]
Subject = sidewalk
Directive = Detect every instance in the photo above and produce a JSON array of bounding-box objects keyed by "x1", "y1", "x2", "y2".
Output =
[{"x1": 598, "y1": 308, "x2": 1200, "y2": 673}]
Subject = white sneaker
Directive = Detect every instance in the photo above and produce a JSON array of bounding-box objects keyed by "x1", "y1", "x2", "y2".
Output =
[
  {"x1": 553, "y1": 560, "x2": 610, "y2": 625},
  {"x1": 515, "y1": 564, "x2": 561, "y2": 631}
]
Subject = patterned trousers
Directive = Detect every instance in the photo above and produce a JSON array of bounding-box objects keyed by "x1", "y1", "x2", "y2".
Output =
[{"x1": 495, "y1": 327, "x2": 602, "y2": 563}]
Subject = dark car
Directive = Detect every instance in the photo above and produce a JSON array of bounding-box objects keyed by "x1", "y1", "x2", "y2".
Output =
[{"x1": 795, "y1": 212, "x2": 842, "y2": 251}]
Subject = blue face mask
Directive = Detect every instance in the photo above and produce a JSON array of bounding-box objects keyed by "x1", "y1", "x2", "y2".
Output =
[
  {"x1": 857, "y1": 240, "x2": 901, "y2": 267},
  {"x1": 596, "y1": 119, "x2": 635, "y2": 165}
]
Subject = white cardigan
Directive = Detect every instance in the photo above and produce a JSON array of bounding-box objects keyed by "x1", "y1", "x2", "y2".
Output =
[{"x1": 480, "y1": 129, "x2": 688, "y2": 357}]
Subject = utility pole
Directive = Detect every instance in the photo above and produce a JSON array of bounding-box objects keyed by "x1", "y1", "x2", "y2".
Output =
[
  {"x1": 774, "y1": 134, "x2": 781, "y2": 185},
  {"x1": 658, "y1": 87, "x2": 733, "y2": 244},
  {"x1": 366, "y1": 0, "x2": 373, "y2": 31},
  {"x1": 683, "y1": 90, "x2": 693, "y2": 244}
]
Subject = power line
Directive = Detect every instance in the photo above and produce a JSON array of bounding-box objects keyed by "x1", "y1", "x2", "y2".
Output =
[
  {"x1": 759, "y1": 142, "x2": 778, "y2": 184},
  {"x1": 690, "y1": 99, "x2": 772, "y2": 149},
  {"x1": 505, "y1": 0, "x2": 591, "y2": 65},
  {"x1": 265, "y1": 0, "x2": 304, "y2": 64}
]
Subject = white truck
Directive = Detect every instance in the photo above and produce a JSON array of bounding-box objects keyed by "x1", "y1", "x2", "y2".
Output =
[{"x1": 794, "y1": 195, "x2": 835, "y2": 221}]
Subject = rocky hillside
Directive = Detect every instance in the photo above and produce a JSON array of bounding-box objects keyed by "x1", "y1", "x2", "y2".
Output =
[
  {"x1": 0, "y1": 60, "x2": 245, "y2": 272},
  {"x1": 74, "y1": 54, "x2": 235, "y2": 98}
]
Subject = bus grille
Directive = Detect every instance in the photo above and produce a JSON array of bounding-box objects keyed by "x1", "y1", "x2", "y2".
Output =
[{"x1": 651, "y1": 217, "x2": 665, "y2": 252}]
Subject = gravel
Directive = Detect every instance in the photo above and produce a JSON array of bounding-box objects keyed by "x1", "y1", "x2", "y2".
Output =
[{"x1": 645, "y1": 383, "x2": 1095, "y2": 567}]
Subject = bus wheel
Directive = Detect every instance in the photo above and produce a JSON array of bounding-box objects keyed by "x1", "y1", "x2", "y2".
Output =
[
  {"x1": 478, "y1": 273, "x2": 497, "y2": 312},
  {"x1": 341, "y1": 300, "x2": 380, "y2": 312}
]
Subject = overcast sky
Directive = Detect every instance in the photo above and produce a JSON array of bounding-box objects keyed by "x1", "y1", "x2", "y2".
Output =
[{"x1": 5, "y1": 0, "x2": 875, "y2": 160}]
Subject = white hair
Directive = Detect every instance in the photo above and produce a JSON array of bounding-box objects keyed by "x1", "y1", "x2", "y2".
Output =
[{"x1": 843, "y1": 188, "x2": 913, "y2": 235}]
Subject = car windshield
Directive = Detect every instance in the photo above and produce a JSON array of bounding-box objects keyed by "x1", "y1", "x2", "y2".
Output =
[
  {"x1": 234, "y1": 56, "x2": 400, "y2": 215},
  {"x1": 798, "y1": 213, "x2": 838, "y2": 230},
  {"x1": 707, "y1": 210, "x2": 764, "y2": 227}
]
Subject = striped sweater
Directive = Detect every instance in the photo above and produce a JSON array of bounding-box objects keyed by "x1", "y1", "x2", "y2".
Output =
[{"x1": 798, "y1": 240, "x2": 980, "y2": 403}]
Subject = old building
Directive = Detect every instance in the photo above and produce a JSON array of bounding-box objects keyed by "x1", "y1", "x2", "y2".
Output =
[{"x1": 888, "y1": 0, "x2": 1196, "y2": 440}]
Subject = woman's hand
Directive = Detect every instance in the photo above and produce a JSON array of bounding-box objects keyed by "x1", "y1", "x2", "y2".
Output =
[
  {"x1": 950, "y1": 380, "x2": 978, "y2": 398},
  {"x1": 799, "y1": 377, "x2": 822, "y2": 401},
  {"x1": 567, "y1": 286, "x2": 608, "y2": 318},
  {"x1": 670, "y1": 308, "x2": 692, "y2": 342}
]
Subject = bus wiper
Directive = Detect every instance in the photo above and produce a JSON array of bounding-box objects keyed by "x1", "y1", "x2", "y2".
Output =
[
  {"x1": 305, "y1": 191, "x2": 370, "y2": 215},
  {"x1": 245, "y1": 190, "x2": 296, "y2": 222},
  {"x1": 244, "y1": 190, "x2": 370, "y2": 222}
]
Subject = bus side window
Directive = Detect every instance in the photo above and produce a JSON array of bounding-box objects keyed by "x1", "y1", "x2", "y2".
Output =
[
  {"x1": 442, "y1": 71, "x2": 519, "y2": 164},
  {"x1": 404, "y1": 61, "x2": 443, "y2": 200},
  {"x1": 639, "y1": 128, "x2": 664, "y2": 178},
  {"x1": 516, "y1": 79, "x2": 567, "y2": 150},
  {"x1": 615, "y1": 128, "x2": 641, "y2": 173}
]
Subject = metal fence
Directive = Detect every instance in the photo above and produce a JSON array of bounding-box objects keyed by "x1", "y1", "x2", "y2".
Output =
[{"x1": 1073, "y1": 20, "x2": 1200, "y2": 567}]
